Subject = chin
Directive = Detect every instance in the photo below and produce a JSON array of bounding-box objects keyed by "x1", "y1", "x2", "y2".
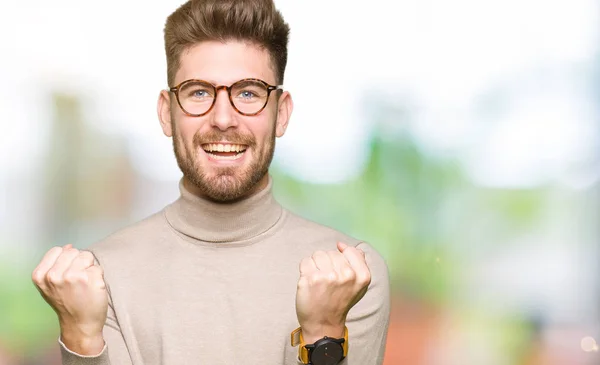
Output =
[{"x1": 191, "y1": 169, "x2": 259, "y2": 203}]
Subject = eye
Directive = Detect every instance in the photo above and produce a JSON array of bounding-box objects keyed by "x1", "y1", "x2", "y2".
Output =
[
  {"x1": 238, "y1": 90, "x2": 256, "y2": 99},
  {"x1": 194, "y1": 90, "x2": 208, "y2": 98},
  {"x1": 179, "y1": 81, "x2": 215, "y2": 101},
  {"x1": 191, "y1": 89, "x2": 213, "y2": 99}
]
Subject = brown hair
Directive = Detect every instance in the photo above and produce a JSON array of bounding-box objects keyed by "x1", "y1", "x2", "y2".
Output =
[{"x1": 164, "y1": 0, "x2": 290, "y2": 87}]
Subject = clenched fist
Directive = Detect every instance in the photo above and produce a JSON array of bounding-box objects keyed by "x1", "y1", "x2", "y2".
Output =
[
  {"x1": 296, "y1": 242, "x2": 371, "y2": 344},
  {"x1": 32, "y1": 244, "x2": 107, "y2": 355}
]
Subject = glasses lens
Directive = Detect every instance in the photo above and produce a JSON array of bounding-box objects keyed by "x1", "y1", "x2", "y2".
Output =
[
  {"x1": 178, "y1": 80, "x2": 215, "y2": 116},
  {"x1": 230, "y1": 80, "x2": 270, "y2": 115}
]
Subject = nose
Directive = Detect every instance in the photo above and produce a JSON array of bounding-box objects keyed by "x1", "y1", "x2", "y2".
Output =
[{"x1": 209, "y1": 86, "x2": 238, "y2": 131}]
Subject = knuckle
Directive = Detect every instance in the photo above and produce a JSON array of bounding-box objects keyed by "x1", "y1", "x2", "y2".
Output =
[
  {"x1": 341, "y1": 268, "x2": 356, "y2": 281},
  {"x1": 326, "y1": 271, "x2": 338, "y2": 283},
  {"x1": 308, "y1": 272, "x2": 324, "y2": 285},
  {"x1": 357, "y1": 272, "x2": 372, "y2": 287},
  {"x1": 31, "y1": 269, "x2": 43, "y2": 283},
  {"x1": 45, "y1": 270, "x2": 63, "y2": 285},
  {"x1": 63, "y1": 270, "x2": 86, "y2": 284}
]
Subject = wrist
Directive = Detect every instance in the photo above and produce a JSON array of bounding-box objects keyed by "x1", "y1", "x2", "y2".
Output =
[
  {"x1": 60, "y1": 328, "x2": 105, "y2": 356},
  {"x1": 300, "y1": 322, "x2": 346, "y2": 344}
]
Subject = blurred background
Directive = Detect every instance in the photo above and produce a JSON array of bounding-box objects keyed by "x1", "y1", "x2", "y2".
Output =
[{"x1": 0, "y1": 0, "x2": 599, "y2": 364}]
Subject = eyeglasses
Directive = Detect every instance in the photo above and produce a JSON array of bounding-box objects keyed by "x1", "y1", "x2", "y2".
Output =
[{"x1": 169, "y1": 78, "x2": 283, "y2": 117}]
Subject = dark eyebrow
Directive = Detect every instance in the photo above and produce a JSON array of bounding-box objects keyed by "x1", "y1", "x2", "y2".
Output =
[
  {"x1": 183, "y1": 79, "x2": 214, "y2": 86},
  {"x1": 233, "y1": 79, "x2": 267, "y2": 87}
]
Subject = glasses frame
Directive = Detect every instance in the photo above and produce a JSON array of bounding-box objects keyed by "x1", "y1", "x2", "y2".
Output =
[{"x1": 169, "y1": 78, "x2": 283, "y2": 117}]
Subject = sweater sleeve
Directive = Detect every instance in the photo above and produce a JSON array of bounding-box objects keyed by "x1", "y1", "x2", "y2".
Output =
[
  {"x1": 59, "y1": 273, "x2": 132, "y2": 364},
  {"x1": 294, "y1": 242, "x2": 391, "y2": 365}
]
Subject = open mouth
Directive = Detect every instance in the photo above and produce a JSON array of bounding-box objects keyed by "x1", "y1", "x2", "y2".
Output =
[{"x1": 201, "y1": 143, "x2": 247, "y2": 160}]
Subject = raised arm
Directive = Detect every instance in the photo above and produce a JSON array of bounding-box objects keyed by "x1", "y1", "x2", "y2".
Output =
[
  {"x1": 32, "y1": 245, "x2": 131, "y2": 365},
  {"x1": 293, "y1": 241, "x2": 391, "y2": 364}
]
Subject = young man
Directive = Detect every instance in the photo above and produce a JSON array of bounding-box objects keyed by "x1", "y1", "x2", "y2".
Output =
[{"x1": 32, "y1": 1, "x2": 390, "y2": 364}]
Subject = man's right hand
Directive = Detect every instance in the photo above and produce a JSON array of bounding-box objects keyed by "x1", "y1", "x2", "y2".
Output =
[{"x1": 32, "y1": 244, "x2": 108, "y2": 355}]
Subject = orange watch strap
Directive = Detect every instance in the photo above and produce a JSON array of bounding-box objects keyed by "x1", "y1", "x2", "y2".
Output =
[{"x1": 342, "y1": 326, "x2": 349, "y2": 357}]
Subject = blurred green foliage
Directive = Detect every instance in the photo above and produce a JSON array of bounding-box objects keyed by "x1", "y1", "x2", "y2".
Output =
[{"x1": 0, "y1": 253, "x2": 58, "y2": 358}]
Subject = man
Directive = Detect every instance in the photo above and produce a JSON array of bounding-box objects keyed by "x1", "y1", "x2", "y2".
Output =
[{"x1": 32, "y1": 1, "x2": 390, "y2": 364}]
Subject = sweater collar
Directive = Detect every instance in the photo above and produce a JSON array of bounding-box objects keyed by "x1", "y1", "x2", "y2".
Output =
[{"x1": 165, "y1": 175, "x2": 283, "y2": 243}]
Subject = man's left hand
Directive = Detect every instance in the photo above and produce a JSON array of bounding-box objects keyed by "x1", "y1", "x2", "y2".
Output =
[{"x1": 295, "y1": 242, "x2": 371, "y2": 344}]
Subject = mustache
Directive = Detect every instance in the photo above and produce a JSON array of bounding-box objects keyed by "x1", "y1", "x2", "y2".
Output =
[{"x1": 193, "y1": 130, "x2": 255, "y2": 147}]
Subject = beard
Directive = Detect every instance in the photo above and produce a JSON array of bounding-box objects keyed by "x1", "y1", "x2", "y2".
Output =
[{"x1": 172, "y1": 122, "x2": 276, "y2": 203}]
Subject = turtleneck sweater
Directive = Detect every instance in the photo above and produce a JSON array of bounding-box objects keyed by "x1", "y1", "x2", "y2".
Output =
[{"x1": 59, "y1": 176, "x2": 390, "y2": 365}]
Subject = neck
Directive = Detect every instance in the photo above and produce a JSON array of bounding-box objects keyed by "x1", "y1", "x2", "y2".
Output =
[{"x1": 165, "y1": 174, "x2": 282, "y2": 244}]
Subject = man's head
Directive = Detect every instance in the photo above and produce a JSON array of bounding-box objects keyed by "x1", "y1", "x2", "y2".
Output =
[{"x1": 157, "y1": 0, "x2": 293, "y2": 203}]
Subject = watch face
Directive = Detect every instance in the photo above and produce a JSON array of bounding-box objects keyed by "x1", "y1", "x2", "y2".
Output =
[{"x1": 311, "y1": 342, "x2": 344, "y2": 365}]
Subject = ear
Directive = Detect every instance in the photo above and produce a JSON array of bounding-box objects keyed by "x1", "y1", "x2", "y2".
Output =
[
  {"x1": 157, "y1": 90, "x2": 173, "y2": 137},
  {"x1": 275, "y1": 91, "x2": 293, "y2": 137}
]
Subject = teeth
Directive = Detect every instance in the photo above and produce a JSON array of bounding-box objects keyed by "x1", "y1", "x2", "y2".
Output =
[
  {"x1": 206, "y1": 151, "x2": 245, "y2": 160},
  {"x1": 204, "y1": 143, "x2": 246, "y2": 153}
]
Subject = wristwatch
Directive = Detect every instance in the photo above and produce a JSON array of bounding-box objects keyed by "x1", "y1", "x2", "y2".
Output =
[{"x1": 290, "y1": 326, "x2": 348, "y2": 365}]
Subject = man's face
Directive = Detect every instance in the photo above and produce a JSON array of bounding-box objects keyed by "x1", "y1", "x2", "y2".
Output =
[{"x1": 158, "y1": 41, "x2": 292, "y2": 202}]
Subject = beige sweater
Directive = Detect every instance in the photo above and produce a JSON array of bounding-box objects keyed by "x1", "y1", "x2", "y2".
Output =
[{"x1": 60, "y1": 176, "x2": 390, "y2": 365}]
